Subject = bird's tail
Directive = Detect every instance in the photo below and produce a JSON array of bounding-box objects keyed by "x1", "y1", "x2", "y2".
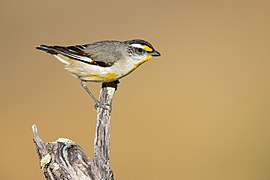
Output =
[{"x1": 36, "y1": 45, "x2": 58, "y2": 55}]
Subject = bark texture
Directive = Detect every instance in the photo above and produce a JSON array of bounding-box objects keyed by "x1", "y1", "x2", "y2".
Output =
[{"x1": 33, "y1": 82, "x2": 118, "y2": 180}]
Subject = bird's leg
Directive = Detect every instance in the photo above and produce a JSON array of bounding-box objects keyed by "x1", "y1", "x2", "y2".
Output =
[
  {"x1": 80, "y1": 81, "x2": 100, "y2": 109},
  {"x1": 80, "y1": 81, "x2": 112, "y2": 111}
]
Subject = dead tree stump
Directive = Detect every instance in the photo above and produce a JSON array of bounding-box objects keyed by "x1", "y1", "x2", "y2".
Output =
[{"x1": 33, "y1": 82, "x2": 118, "y2": 180}]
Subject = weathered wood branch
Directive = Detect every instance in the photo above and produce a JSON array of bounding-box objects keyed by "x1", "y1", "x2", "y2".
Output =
[
  {"x1": 32, "y1": 125, "x2": 101, "y2": 180},
  {"x1": 33, "y1": 82, "x2": 118, "y2": 180}
]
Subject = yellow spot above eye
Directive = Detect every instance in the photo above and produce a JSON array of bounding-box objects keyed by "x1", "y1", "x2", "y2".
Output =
[
  {"x1": 88, "y1": 72, "x2": 119, "y2": 80},
  {"x1": 143, "y1": 45, "x2": 153, "y2": 52}
]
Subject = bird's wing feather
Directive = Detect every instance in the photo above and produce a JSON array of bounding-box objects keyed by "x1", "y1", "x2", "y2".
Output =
[
  {"x1": 66, "y1": 45, "x2": 115, "y2": 67},
  {"x1": 83, "y1": 41, "x2": 124, "y2": 67},
  {"x1": 37, "y1": 41, "x2": 123, "y2": 67}
]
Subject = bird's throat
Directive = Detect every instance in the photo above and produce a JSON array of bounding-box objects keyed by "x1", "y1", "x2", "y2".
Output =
[{"x1": 134, "y1": 55, "x2": 153, "y2": 69}]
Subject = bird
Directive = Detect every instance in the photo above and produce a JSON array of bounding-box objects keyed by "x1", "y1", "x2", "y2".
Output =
[{"x1": 36, "y1": 39, "x2": 161, "y2": 108}]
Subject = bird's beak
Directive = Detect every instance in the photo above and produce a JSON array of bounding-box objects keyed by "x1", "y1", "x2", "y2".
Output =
[{"x1": 150, "y1": 50, "x2": 161, "y2": 57}]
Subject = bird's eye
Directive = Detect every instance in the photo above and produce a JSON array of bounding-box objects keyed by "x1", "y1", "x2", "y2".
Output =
[{"x1": 135, "y1": 48, "x2": 144, "y2": 54}]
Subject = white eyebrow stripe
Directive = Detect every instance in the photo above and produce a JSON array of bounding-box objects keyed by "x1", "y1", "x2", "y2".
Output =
[{"x1": 130, "y1": 44, "x2": 144, "y2": 49}]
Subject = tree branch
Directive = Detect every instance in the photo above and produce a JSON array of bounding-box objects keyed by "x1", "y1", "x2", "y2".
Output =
[{"x1": 33, "y1": 81, "x2": 118, "y2": 180}]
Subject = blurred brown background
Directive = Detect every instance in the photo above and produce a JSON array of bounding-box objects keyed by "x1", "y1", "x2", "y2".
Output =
[{"x1": 1, "y1": 0, "x2": 270, "y2": 179}]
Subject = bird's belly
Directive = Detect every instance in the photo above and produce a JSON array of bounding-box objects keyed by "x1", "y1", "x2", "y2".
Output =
[
  {"x1": 64, "y1": 59, "x2": 139, "y2": 82},
  {"x1": 84, "y1": 72, "x2": 120, "y2": 82},
  {"x1": 65, "y1": 63, "x2": 122, "y2": 82}
]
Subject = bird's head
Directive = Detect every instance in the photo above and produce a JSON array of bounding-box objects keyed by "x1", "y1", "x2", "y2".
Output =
[{"x1": 124, "y1": 39, "x2": 161, "y2": 66}]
